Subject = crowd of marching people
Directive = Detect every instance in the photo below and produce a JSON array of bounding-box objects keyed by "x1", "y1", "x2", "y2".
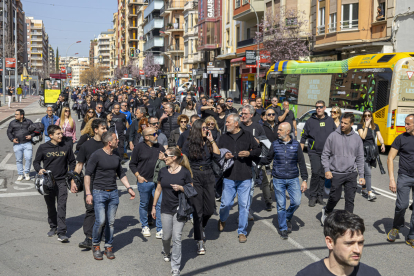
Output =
[{"x1": 6, "y1": 83, "x2": 414, "y2": 275}]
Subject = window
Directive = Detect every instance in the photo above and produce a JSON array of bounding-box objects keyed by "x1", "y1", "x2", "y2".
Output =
[
  {"x1": 318, "y1": 1, "x2": 325, "y2": 34},
  {"x1": 376, "y1": 1, "x2": 385, "y2": 21},
  {"x1": 236, "y1": 26, "x2": 240, "y2": 42},
  {"x1": 246, "y1": 28, "x2": 250, "y2": 40},
  {"x1": 235, "y1": 0, "x2": 240, "y2": 8},
  {"x1": 329, "y1": 13, "x2": 337, "y2": 32},
  {"x1": 341, "y1": 3, "x2": 358, "y2": 30}
]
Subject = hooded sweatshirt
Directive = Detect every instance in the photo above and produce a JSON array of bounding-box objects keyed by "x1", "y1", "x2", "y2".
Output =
[
  {"x1": 300, "y1": 112, "x2": 336, "y2": 155},
  {"x1": 33, "y1": 141, "x2": 76, "y2": 180},
  {"x1": 321, "y1": 127, "x2": 364, "y2": 176}
]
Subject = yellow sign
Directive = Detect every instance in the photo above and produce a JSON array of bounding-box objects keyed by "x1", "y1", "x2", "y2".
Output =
[{"x1": 45, "y1": 89, "x2": 60, "y2": 104}]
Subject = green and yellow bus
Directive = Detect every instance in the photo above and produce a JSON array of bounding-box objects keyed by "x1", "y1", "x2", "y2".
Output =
[{"x1": 262, "y1": 52, "x2": 414, "y2": 146}]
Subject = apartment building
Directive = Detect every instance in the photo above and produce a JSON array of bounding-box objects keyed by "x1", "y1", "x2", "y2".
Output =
[
  {"x1": 26, "y1": 17, "x2": 48, "y2": 75},
  {"x1": 48, "y1": 44, "x2": 55, "y2": 73},
  {"x1": 311, "y1": 0, "x2": 394, "y2": 61},
  {"x1": 68, "y1": 57, "x2": 89, "y2": 87},
  {"x1": 97, "y1": 30, "x2": 114, "y2": 80},
  {"x1": 183, "y1": 1, "x2": 198, "y2": 84},
  {"x1": 89, "y1": 39, "x2": 98, "y2": 67},
  {"x1": 136, "y1": 4, "x2": 147, "y2": 85}
]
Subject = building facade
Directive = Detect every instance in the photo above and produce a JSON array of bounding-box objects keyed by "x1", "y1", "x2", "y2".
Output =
[
  {"x1": 68, "y1": 57, "x2": 89, "y2": 87},
  {"x1": 26, "y1": 16, "x2": 48, "y2": 76},
  {"x1": 89, "y1": 39, "x2": 98, "y2": 67},
  {"x1": 393, "y1": 0, "x2": 414, "y2": 52},
  {"x1": 97, "y1": 30, "x2": 114, "y2": 80}
]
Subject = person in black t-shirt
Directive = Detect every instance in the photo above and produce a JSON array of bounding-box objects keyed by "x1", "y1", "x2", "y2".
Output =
[
  {"x1": 71, "y1": 119, "x2": 107, "y2": 249},
  {"x1": 270, "y1": 96, "x2": 282, "y2": 115},
  {"x1": 296, "y1": 210, "x2": 381, "y2": 276},
  {"x1": 278, "y1": 100, "x2": 296, "y2": 139},
  {"x1": 152, "y1": 147, "x2": 193, "y2": 276},
  {"x1": 386, "y1": 114, "x2": 414, "y2": 246},
  {"x1": 182, "y1": 120, "x2": 220, "y2": 255},
  {"x1": 85, "y1": 131, "x2": 135, "y2": 261},
  {"x1": 177, "y1": 115, "x2": 200, "y2": 149},
  {"x1": 357, "y1": 110, "x2": 385, "y2": 201},
  {"x1": 111, "y1": 103, "x2": 129, "y2": 161},
  {"x1": 200, "y1": 97, "x2": 217, "y2": 119}
]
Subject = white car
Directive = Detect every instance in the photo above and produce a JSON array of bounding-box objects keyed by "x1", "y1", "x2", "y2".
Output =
[
  {"x1": 177, "y1": 82, "x2": 192, "y2": 93},
  {"x1": 296, "y1": 108, "x2": 363, "y2": 145}
]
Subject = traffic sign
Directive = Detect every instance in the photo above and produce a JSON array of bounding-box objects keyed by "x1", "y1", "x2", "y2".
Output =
[
  {"x1": 61, "y1": 67, "x2": 66, "y2": 73},
  {"x1": 175, "y1": 67, "x2": 180, "y2": 72},
  {"x1": 136, "y1": 49, "x2": 140, "y2": 55}
]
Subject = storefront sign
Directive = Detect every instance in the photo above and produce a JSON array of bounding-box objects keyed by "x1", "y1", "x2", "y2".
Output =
[
  {"x1": 246, "y1": 51, "x2": 256, "y2": 68},
  {"x1": 177, "y1": 74, "x2": 190, "y2": 78},
  {"x1": 207, "y1": 0, "x2": 214, "y2": 18}
]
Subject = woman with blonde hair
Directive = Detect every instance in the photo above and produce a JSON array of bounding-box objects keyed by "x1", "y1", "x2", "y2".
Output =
[
  {"x1": 55, "y1": 106, "x2": 76, "y2": 147},
  {"x1": 76, "y1": 118, "x2": 96, "y2": 151},
  {"x1": 205, "y1": 116, "x2": 220, "y2": 141},
  {"x1": 330, "y1": 106, "x2": 342, "y2": 128},
  {"x1": 81, "y1": 108, "x2": 96, "y2": 130},
  {"x1": 152, "y1": 147, "x2": 193, "y2": 276},
  {"x1": 357, "y1": 110, "x2": 385, "y2": 201}
]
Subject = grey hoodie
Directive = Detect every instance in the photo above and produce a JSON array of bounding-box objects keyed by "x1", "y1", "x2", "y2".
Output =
[{"x1": 321, "y1": 126, "x2": 364, "y2": 176}]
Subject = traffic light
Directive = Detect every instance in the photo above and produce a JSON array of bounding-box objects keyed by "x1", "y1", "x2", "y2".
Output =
[
  {"x1": 98, "y1": 55, "x2": 103, "y2": 63},
  {"x1": 130, "y1": 47, "x2": 135, "y2": 57},
  {"x1": 174, "y1": 74, "x2": 177, "y2": 81}
]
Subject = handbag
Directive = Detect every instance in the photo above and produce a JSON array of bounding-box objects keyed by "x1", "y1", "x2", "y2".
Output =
[{"x1": 370, "y1": 128, "x2": 386, "y2": 175}]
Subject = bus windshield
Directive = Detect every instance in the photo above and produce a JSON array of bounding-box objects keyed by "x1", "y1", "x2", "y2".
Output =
[{"x1": 119, "y1": 78, "x2": 136, "y2": 87}]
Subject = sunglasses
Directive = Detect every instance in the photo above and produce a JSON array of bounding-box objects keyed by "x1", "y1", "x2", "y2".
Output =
[
  {"x1": 364, "y1": 114, "x2": 372, "y2": 117},
  {"x1": 267, "y1": 113, "x2": 276, "y2": 116},
  {"x1": 208, "y1": 102, "x2": 214, "y2": 104},
  {"x1": 164, "y1": 153, "x2": 175, "y2": 158},
  {"x1": 88, "y1": 111, "x2": 94, "y2": 114},
  {"x1": 147, "y1": 132, "x2": 158, "y2": 137},
  {"x1": 97, "y1": 107, "x2": 102, "y2": 109},
  {"x1": 241, "y1": 112, "x2": 250, "y2": 116},
  {"x1": 206, "y1": 123, "x2": 215, "y2": 126},
  {"x1": 65, "y1": 110, "x2": 70, "y2": 113},
  {"x1": 148, "y1": 122, "x2": 158, "y2": 126},
  {"x1": 315, "y1": 106, "x2": 324, "y2": 109},
  {"x1": 331, "y1": 111, "x2": 338, "y2": 115},
  {"x1": 226, "y1": 100, "x2": 233, "y2": 103},
  {"x1": 180, "y1": 121, "x2": 188, "y2": 124}
]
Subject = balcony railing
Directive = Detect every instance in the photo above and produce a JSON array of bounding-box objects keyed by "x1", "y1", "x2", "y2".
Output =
[
  {"x1": 341, "y1": 20, "x2": 358, "y2": 30},
  {"x1": 237, "y1": 38, "x2": 255, "y2": 48},
  {"x1": 317, "y1": 25, "x2": 325, "y2": 35},
  {"x1": 143, "y1": 36, "x2": 164, "y2": 51},
  {"x1": 143, "y1": 17, "x2": 164, "y2": 34},
  {"x1": 165, "y1": 1, "x2": 185, "y2": 10},
  {"x1": 328, "y1": 23, "x2": 337, "y2": 33},
  {"x1": 128, "y1": 0, "x2": 148, "y2": 5},
  {"x1": 184, "y1": 0, "x2": 198, "y2": 11},
  {"x1": 167, "y1": 43, "x2": 184, "y2": 51},
  {"x1": 144, "y1": 0, "x2": 164, "y2": 18}
]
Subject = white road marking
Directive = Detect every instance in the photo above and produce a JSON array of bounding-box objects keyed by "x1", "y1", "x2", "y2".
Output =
[
  {"x1": 13, "y1": 181, "x2": 35, "y2": 190},
  {"x1": 0, "y1": 153, "x2": 12, "y2": 168},
  {"x1": 34, "y1": 118, "x2": 40, "y2": 123},
  {"x1": 0, "y1": 191, "x2": 39, "y2": 198},
  {"x1": 254, "y1": 214, "x2": 321, "y2": 262}
]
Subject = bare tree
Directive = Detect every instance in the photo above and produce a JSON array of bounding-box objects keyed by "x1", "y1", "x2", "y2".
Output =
[{"x1": 80, "y1": 65, "x2": 105, "y2": 86}]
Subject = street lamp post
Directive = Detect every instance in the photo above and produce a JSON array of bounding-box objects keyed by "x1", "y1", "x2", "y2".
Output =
[
  {"x1": 2, "y1": 0, "x2": 5, "y2": 105},
  {"x1": 249, "y1": 1, "x2": 260, "y2": 97},
  {"x1": 65, "y1": 41, "x2": 81, "y2": 87}
]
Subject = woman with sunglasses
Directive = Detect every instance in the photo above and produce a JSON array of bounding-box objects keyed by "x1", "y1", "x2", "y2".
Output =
[
  {"x1": 330, "y1": 106, "x2": 342, "y2": 128},
  {"x1": 106, "y1": 112, "x2": 116, "y2": 133},
  {"x1": 181, "y1": 119, "x2": 220, "y2": 255},
  {"x1": 55, "y1": 107, "x2": 76, "y2": 147},
  {"x1": 168, "y1": 115, "x2": 189, "y2": 147},
  {"x1": 152, "y1": 147, "x2": 193, "y2": 276},
  {"x1": 205, "y1": 116, "x2": 221, "y2": 141},
  {"x1": 81, "y1": 108, "x2": 96, "y2": 131},
  {"x1": 215, "y1": 103, "x2": 227, "y2": 131},
  {"x1": 357, "y1": 110, "x2": 386, "y2": 201}
]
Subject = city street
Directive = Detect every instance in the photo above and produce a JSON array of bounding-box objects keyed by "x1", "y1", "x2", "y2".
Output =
[{"x1": 0, "y1": 111, "x2": 413, "y2": 276}]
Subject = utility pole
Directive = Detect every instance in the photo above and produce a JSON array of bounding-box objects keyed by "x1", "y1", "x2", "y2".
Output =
[
  {"x1": 14, "y1": 4, "x2": 17, "y2": 97},
  {"x1": 249, "y1": 1, "x2": 260, "y2": 97},
  {"x1": 2, "y1": 0, "x2": 5, "y2": 105}
]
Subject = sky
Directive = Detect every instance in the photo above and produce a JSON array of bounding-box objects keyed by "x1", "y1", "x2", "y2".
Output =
[{"x1": 23, "y1": 0, "x2": 117, "y2": 58}]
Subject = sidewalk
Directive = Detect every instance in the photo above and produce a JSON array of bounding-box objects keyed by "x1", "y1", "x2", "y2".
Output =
[{"x1": 0, "y1": 95, "x2": 45, "y2": 125}]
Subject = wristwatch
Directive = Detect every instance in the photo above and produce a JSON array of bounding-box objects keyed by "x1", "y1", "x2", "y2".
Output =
[{"x1": 127, "y1": 187, "x2": 133, "y2": 191}]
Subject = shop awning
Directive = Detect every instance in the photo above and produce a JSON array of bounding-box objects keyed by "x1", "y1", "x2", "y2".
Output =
[
  {"x1": 230, "y1": 57, "x2": 246, "y2": 63},
  {"x1": 216, "y1": 52, "x2": 237, "y2": 60}
]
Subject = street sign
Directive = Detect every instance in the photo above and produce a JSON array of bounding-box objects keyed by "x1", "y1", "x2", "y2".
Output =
[
  {"x1": 246, "y1": 50, "x2": 256, "y2": 68},
  {"x1": 407, "y1": 71, "x2": 414, "y2": 80},
  {"x1": 67, "y1": 73, "x2": 72, "y2": 79},
  {"x1": 123, "y1": 74, "x2": 128, "y2": 78},
  {"x1": 175, "y1": 67, "x2": 180, "y2": 72},
  {"x1": 192, "y1": 69, "x2": 196, "y2": 76},
  {"x1": 136, "y1": 49, "x2": 140, "y2": 54},
  {"x1": 139, "y1": 69, "x2": 144, "y2": 75},
  {"x1": 61, "y1": 67, "x2": 66, "y2": 73}
]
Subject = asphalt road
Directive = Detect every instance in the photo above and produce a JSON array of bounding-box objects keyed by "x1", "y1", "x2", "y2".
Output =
[{"x1": 0, "y1": 114, "x2": 413, "y2": 276}]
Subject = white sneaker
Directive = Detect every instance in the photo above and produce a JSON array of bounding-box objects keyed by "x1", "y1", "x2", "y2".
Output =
[
  {"x1": 156, "y1": 229, "x2": 163, "y2": 239},
  {"x1": 321, "y1": 207, "x2": 327, "y2": 225},
  {"x1": 17, "y1": 175, "x2": 23, "y2": 181},
  {"x1": 368, "y1": 193, "x2": 377, "y2": 201},
  {"x1": 142, "y1": 226, "x2": 151, "y2": 237},
  {"x1": 248, "y1": 211, "x2": 254, "y2": 221},
  {"x1": 24, "y1": 173, "x2": 30, "y2": 181}
]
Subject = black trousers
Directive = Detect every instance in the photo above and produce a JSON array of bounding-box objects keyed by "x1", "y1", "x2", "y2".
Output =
[
  {"x1": 191, "y1": 169, "x2": 216, "y2": 241},
  {"x1": 76, "y1": 109, "x2": 82, "y2": 120},
  {"x1": 83, "y1": 181, "x2": 95, "y2": 238},
  {"x1": 44, "y1": 179, "x2": 68, "y2": 234},
  {"x1": 118, "y1": 134, "x2": 125, "y2": 157},
  {"x1": 309, "y1": 153, "x2": 325, "y2": 198},
  {"x1": 326, "y1": 172, "x2": 358, "y2": 214}
]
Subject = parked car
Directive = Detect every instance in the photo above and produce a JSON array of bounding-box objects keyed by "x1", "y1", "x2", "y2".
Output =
[
  {"x1": 177, "y1": 82, "x2": 192, "y2": 93},
  {"x1": 296, "y1": 108, "x2": 363, "y2": 145},
  {"x1": 178, "y1": 91, "x2": 198, "y2": 104}
]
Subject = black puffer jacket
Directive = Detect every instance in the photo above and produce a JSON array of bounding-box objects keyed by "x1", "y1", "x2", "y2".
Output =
[
  {"x1": 7, "y1": 118, "x2": 34, "y2": 144},
  {"x1": 262, "y1": 122, "x2": 278, "y2": 143},
  {"x1": 160, "y1": 112, "x2": 180, "y2": 139}
]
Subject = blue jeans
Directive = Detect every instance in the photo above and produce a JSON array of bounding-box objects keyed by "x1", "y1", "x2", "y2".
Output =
[
  {"x1": 219, "y1": 178, "x2": 251, "y2": 235},
  {"x1": 273, "y1": 178, "x2": 302, "y2": 232},
  {"x1": 13, "y1": 142, "x2": 32, "y2": 175},
  {"x1": 92, "y1": 189, "x2": 119, "y2": 247},
  {"x1": 137, "y1": 181, "x2": 162, "y2": 232}
]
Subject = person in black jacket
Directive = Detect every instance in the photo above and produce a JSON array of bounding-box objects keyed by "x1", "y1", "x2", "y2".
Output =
[
  {"x1": 260, "y1": 122, "x2": 308, "y2": 239},
  {"x1": 300, "y1": 100, "x2": 336, "y2": 207},
  {"x1": 159, "y1": 103, "x2": 180, "y2": 139},
  {"x1": 7, "y1": 109, "x2": 35, "y2": 181},
  {"x1": 129, "y1": 107, "x2": 146, "y2": 151},
  {"x1": 217, "y1": 114, "x2": 261, "y2": 243},
  {"x1": 33, "y1": 125, "x2": 76, "y2": 243},
  {"x1": 149, "y1": 90, "x2": 161, "y2": 110},
  {"x1": 52, "y1": 94, "x2": 69, "y2": 117}
]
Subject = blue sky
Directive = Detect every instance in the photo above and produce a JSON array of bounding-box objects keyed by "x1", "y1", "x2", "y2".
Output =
[{"x1": 23, "y1": 0, "x2": 117, "y2": 58}]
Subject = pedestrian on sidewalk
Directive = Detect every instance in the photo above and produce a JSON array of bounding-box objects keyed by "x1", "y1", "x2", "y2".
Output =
[
  {"x1": 33, "y1": 125, "x2": 76, "y2": 243},
  {"x1": 7, "y1": 86, "x2": 14, "y2": 108},
  {"x1": 300, "y1": 100, "x2": 336, "y2": 207},
  {"x1": 321, "y1": 113, "x2": 365, "y2": 225},
  {"x1": 152, "y1": 147, "x2": 193, "y2": 276},
  {"x1": 7, "y1": 109, "x2": 34, "y2": 181},
  {"x1": 85, "y1": 131, "x2": 135, "y2": 260},
  {"x1": 296, "y1": 210, "x2": 381, "y2": 276},
  {"x1": 129, "y1": 127, "x2": 165, "y2": 239},
  {"x1": 217, "y1": 113, "x2": 261, "y2": 243},
  {"x1": 41, "y1": 106, "x2": 59, "y2": 143},
  {"x1": 260, "y1": 122, "x2": 308, "y2": 239},
  {"x1": 17, "y1": 85, "x2": 23, "y2": 103},
  {"x1": 386, "y1": 114, "x2": 414, "y2": 247}
]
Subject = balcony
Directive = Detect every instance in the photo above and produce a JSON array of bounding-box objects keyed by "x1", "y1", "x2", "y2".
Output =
[
  {"x1": 143, "y1": 18, "x2": 164, "y2": 34},
  {"x1": 128, "y1": 0, "x2": 148, "y2": 6},
  {"x1": 161, "y1": 23, "x2": 184, "y2": 34},
  {"x1": 193, "y1": 52, "x2": 204, "y2": 63},
  {"x1": 144, "y1": 0, "x2": 164, "y2": 18},
  {"x1": 153, "y1": 55, "x2": 164, "y2": 65},
  {"x1": 233, "y1": 0, "x2": 265, "y2": 22},
  {"x1": 340, "y1": 20, "x2": 358, "y2": 31},
  {"x1": 128, "y1": 12, "x2": 137, "y2": 18},
  {"x1": 166, "y1": 1, "x2": 185, "y2": 10},
  {"x1": 184, "y1": 1, "x2": 198, "y2": 12},
  {"x1": 237, "y1": 38, "x2": 255, "y2": 48},
  {"x1": 166, "y1": 43, "x2": 184, "y2": 53},
  {"x1": 317, "y1": 25, "x2": 325, "y2": 35},
  {"x1": 328, "y1": 23, "x2": 336, "y2": 33},
  {"x1": 128, "y1": 23, "x2": 138, "y2": 29},
  {"x1": 143, "y1": 36, "x2": 164, "y2": 51},
  {"x1": 184, "y1": 25, "x2": 198, "y2": 38}
]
